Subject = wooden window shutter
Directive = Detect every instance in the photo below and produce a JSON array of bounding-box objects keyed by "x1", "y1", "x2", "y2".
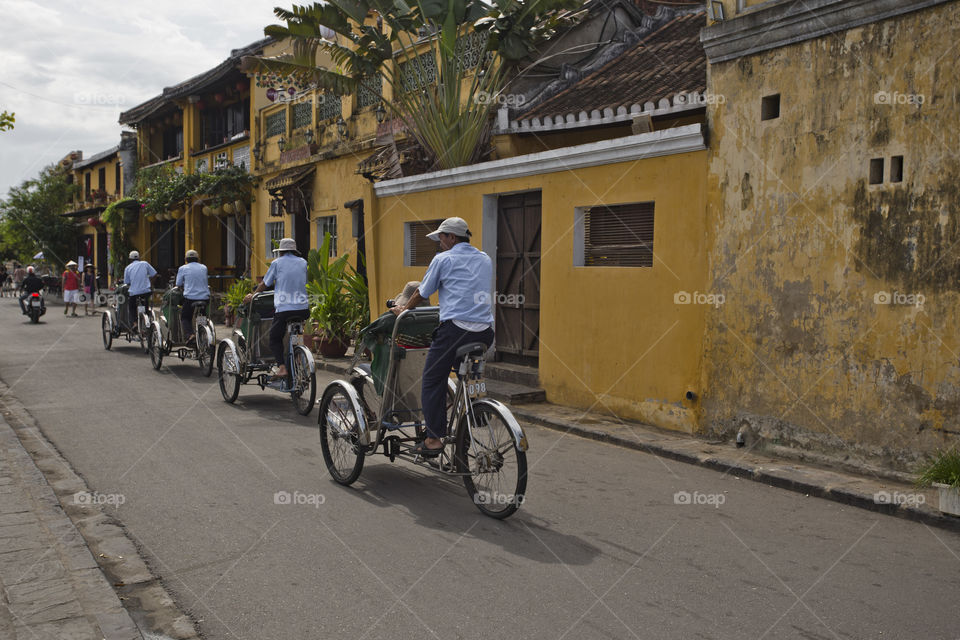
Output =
[
  {"x1": 584, "y1": 202, "x2": 654, "y2": 267},
  {"x1": 407, "y1": 219, "x2": 442, "y2": 266}
]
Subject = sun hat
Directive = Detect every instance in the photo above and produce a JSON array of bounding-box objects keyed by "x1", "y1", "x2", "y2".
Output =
[
  {"x1": 272, "y1": 238, "x2": 299, "y2": 254},
  {"x1": 65, "y1": 260, "x2": 78, "y2": 268},
  {"x1": 426, "y1": 217, "x2": 471, "y2": 241},
  {"x1": 129, "y1": 250, "x2": 140, "y2": 260},
  {"x1": 185, "y1": 249, "x2": 199, "y2": 259},
  {"x1": 393, "y1": 281, "x2": 429, "y2": 308}
]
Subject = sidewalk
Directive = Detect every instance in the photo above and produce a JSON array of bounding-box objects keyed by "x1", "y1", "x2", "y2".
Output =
[
  {"x1": 313, "y1": 355, "x2": 960, "y2": 533},
  {"x1": 0, "y1": 411, "x2": 140, "y2": 639}
]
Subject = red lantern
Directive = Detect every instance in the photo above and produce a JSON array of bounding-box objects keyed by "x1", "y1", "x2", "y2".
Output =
[
  {"x1": 214, "y1": 92, "x2": 224, "y2": 103},
  {"x1": 87, "y1": 217, "x2": 98, "y2": 227},
  {"x1": 196, "y1": 100, "x2": 206, "y2": 110},
  {"x1": 235, "y1": 80, "x2": 246, "y2": 93}
]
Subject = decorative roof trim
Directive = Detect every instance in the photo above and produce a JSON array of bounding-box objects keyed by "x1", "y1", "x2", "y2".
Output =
[
  {"x1": 495, "y1": 92, "x2": 707, "y2": 135},
  {"x1": 375, "y1": 123, "x2": 705, "y2": 197},
  {"x1": 701, "y1": 0, "x2": 952, "y2": 63}
]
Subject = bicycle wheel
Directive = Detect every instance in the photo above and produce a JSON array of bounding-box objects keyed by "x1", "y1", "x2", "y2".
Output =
[
  {"x1": 197, "y1": 324, "x2": 214, "y2": 377},
  {"x1": 101, "y1": 313, "x2": 113, "y2": 350},
  {"x1": 138, "y1": 314, "x2": 149, "y2": 353},
  {"x1": 455, "y1": 402, "x2": 528, "y2": 519},
  {"x1": 148, "y1": 324, "x2": 163, "y2": 370},
  {"x1": 217, "y1": 342, "x2": 241, "y2": 403},
  {"x1": 318, "y1": 385, "x2": 365, "y2": 485},
  {"x1": 291, "y1": 345, "x2": 316, "y2": 416}
]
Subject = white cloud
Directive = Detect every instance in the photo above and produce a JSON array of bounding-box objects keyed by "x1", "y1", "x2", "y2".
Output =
[{"x1": 0, "y1": 0, "x2": 278, "y2": 196}]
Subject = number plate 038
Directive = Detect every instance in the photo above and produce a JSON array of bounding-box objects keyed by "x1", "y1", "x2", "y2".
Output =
[{"x1": 467, "y1": 380, "x2": 487, "y2": 399}]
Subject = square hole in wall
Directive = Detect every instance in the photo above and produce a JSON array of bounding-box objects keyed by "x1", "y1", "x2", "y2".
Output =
[
  {"x1": 869, "y1": 158, "x2": 884, "y2": 185},
  {"x1": 890, "y1": 155, "x2": 903, "y2": 183},
  {"x1": 761, "y1": 94, "x2": 780, "y2": 121}
]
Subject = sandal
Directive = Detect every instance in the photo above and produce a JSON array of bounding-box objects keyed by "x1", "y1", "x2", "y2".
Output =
[{"x1": 411, "y1": 441, "x2": 443, "y2": 457}]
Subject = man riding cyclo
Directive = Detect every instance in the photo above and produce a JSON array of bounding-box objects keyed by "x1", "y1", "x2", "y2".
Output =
[
  {"x1": 391, "y1": 217, "x2": 494, "y2": 457},
  {"x1": 243, "y1": 238, "x2": 309, "y2": 379},
  {"x1": 175, "y1": 249, "x2": 209, "y2": 344},
  {"x1": 18, "y1": 266, "x2": 44, "y2": 315},
  {"x1": 123, "y1": 250, "x2": 157, "y2": 326}
]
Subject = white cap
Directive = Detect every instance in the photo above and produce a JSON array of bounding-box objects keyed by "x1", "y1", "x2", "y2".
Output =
[
  {"x1": 129, "y1": 250, "x2": 140, "y2": 260},
  {"x1": 66, "y1": 260, "x2": 78, "y2": 267},
  {"x1": 26, "y1": 266, "x2": 34, "y2": 274},
  {"x1": 426, "y1": 217, "x2": 471, "y2": 241},
  {"x1": 185, "y1": 249, "x2": 199, "y2": 259},
  {"x1": 272, "y1": 238, "x2": 298, "y2": 253}
]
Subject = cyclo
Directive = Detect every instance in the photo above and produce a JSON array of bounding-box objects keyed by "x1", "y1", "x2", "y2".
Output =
[
  {"x1": 215, "y1": 291, "x2": 317, "y2": 415},
  {"x1": 101, "y1": 283, "x2": 151, "y2": 352},
  {"x1": 146, "y1": 283, "x2": 216, "y2": 375},
  {"x1": 318, "y1": 306, "x2": 529, "y2": 519}
]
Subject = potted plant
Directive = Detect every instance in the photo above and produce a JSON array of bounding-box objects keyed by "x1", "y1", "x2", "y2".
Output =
[
  {"x1": 916, "y1": 448, "x2": 960, "y2": 516},
  {"x1": 307, "y1": 232, "x2": 368, "y2": 359},
  {"x1": 221, "y1": 278, "x2": 254, "y2": 328}
]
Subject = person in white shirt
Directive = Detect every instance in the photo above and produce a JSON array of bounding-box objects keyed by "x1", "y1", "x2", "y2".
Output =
[
  {"x1": 122, "y1": 250, "x2": 157, "y2": 324},
  {"x1": 175, "y1": 250, "x2": 209, "y2": 343},
  {"x1": 243, "y1": 238, "x2": 309, "y2": 379}
]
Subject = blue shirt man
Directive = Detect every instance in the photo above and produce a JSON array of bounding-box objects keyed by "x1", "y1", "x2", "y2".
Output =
[
  {"x1": 176, "y1": 250, "x2": 209, "y2": 341},
  {"x1": 122, "y1": 250, "x2": 156, "y2": 324},
  {"x1": 245, "y1": 238, "x2": 309, "y2": 378},
  {"x1": 391, "y1": 217, "x2": 495, "y2": 456}
]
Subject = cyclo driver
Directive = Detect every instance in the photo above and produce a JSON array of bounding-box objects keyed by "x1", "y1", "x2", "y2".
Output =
[
  {"x1": 18, "y1": 266, "x2": 44, "y2": 315},
  {"x1": 176, "y1": 249, "x2": 209, "y2": 343},
  {"x1": 123, "y1": 250, "x2": 157, "y2": 325},
  {"x1": 244, "y1": 237, "x2": 309, "y2": 379},
  {"x1": 391, "y1": 217, "x2": 494, "y2": 456}
]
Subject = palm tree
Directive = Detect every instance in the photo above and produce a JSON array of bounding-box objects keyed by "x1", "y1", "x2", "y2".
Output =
[{"x1": 241, "y1": 0, "x2": 579, "y2": 171}]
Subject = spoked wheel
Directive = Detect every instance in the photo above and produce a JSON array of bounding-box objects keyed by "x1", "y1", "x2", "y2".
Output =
[
  {"x1": 197, "y1": 324, "x2": 214, "y2": 377},
  {"x1": 455, "y1": 403, "x2": 528, "y2": 519},
  {"x1": 137, "y1": 315, "x2": 149, "y2": 353},
  {"x1": 318, "y1": 385, "x2": 365, "y2": 485},
  {"x1": 290, "y1": 345, "x2": 316, "y2": 416},
  {"x1": 217, "y1": 343, "x2": 241, "y2": 403},
  {"x1": 101, "y1": 314, "x2": 113, "y2": 350},
  {"x1": 148, "y1": 325, "x2": 163, "y2": 370}
]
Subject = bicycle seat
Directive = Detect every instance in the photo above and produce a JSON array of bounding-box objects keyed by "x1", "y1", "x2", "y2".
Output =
[
  {"x1": 455, "y1": 342, "x2": 487, "y2": 359},
  {"x1": 190, "y1": 300, "x2": 208, "y2": 310}
]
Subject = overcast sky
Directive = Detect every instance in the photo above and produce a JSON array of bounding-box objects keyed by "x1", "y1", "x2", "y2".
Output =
[{"x1": 0, "y1": 0, "x2": 280, "y2": 198}]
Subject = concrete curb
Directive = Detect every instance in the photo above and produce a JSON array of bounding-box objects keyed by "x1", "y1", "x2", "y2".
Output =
[{"x1": 0, "y1": 381, "x2": 200, "y2": 639}]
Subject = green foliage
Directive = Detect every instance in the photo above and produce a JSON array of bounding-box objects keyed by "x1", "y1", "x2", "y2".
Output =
[
  {"x1": 135, "y1": 164, "x2": 255, "y2": 216},
  {"x1": 245, "y1": 0, "x2": 579, "y2": 170},
  {"x1": 307, "y1": 232, "x2": 369, "y2": 341},
  {"x1": 0, "y1": 110, "x2": 14, "y2": 132},
  {"x1": 917, "y1": 449, "x2": 960, "y2": 490},
  {"x1": 101, "y1": 198, "x2": 139, "y2": 279},
  {"x1": 222, "y1": 277, "x2": 255, "y2": 312},
  {"x1": 0, "y1": 164, "x2": 79, "y2": 267}
]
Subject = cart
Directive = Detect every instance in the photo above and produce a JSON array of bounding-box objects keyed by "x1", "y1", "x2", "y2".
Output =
[
  {"x1": 147, "y1": 285, "x2": 216, "y2": 375},
  {"x1": 101, "y1": 283, "x2": 151, "y2": 352}
]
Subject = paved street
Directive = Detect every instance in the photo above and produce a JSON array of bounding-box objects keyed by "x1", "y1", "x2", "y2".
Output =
[{"x1": 0, "y1": 299, "x2": 959, "y2": 640}]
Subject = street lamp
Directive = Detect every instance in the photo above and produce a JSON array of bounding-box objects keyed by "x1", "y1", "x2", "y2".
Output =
[
  {"x1": 336, "y1": 116, "x2": 348, "y2": 138},
  {"x1": 277, "y1": 135, "x2": 286, "y2": 151},
  {"x1": 375, "y1": 102, "x2": 386, "y2": 124},
  {"x1": 305, "y1": 128, "x2": 314, "y2": 144},
  {"x1": 252, "y1": 144, "x2": 263, "y2": 162}
]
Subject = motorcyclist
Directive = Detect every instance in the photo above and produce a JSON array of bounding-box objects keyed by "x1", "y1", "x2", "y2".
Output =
[
  {"x1": 19, "y1": 266, "x2": 45, "y2": 315},
  {"x1": 175, "y1": 249, "x2": 209, "y2": 343}
]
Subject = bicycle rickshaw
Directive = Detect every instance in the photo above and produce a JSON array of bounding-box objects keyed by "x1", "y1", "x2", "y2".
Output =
[
  {"x1": 101, "y1": 283, "x2": 151, "y2": 352},
  {"x1": 147, "y1": 284, "x2": 216, "y2": 375},
  {"x1": 318, "y1": 306, "x2": 529, "y2": 519},
  {"x1": 215, "y1": 291, "x2": 317, "y2": 415}
]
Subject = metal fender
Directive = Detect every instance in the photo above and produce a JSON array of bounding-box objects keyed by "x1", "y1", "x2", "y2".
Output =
[
  {"x1": 206, "y1": 319, "x2": 217, "y2": 344},
  {"x1": 296, "y1": 344, "x2": 316, "y2": 374},
  {"x1": 218, "y1": 337, "x2": 238, "y2": 361},
  {"x1": 472, "y1": 398, "x2": 529, "y2": 452},
  {"x1": 104, "y1": 309, "x2": 116, "y2": 332},
  {"x1": 320, "y1": 379, "x2": 371, "y2": 444}
]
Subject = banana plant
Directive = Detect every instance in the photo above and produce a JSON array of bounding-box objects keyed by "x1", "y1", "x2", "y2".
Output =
[{"x1": 242, "y1": 0, "x2": 580, "y2": 170}]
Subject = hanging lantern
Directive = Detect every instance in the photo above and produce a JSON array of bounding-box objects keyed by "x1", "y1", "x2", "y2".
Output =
[
  {"x1": 222, "y1": 202, "x2": 234, "y2": 214},
  {"x1": 87, "y1": 217, "x2": 98, "y2": 227},
  {"x1": 235, "y1": 80, "x2": 246, "y2": 93},
  {"x1": 266, "y1": 88, "x2": 277, "y2": 102},
  {"x1": 214, "y1": 93, "x2": 225, "y2": 104},
  {"x1": 170, "y1": 209, "x2": 183, "y2": 220},
  {"x1": 202, "y1": 205, "x2": 213, "y2": 216},
  {"x1": 234, "y1": 199, "x2": 245, "y2": 214},
  {"x1": 287, "y1": 87, "x2": 296, "y2": 97}
]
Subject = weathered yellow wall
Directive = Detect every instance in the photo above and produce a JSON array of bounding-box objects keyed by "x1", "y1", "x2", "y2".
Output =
[
  {"x1": 703, "y1": 2, "x2": 960, "y2": 466},
  {"x1": 373, "y1": 150, "x2": 709, "y2": 431}
]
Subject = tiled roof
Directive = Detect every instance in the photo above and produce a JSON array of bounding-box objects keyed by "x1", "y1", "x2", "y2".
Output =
[
  {"x1": 72, "y1": 145, "x2": 119, "y2": 170},
  {"x1": 518, "y1": 11, "x2": 706, "y2": 126}
]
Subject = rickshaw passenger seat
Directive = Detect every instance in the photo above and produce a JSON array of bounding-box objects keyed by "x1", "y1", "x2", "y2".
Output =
[
  {"x1": 455, "y1": 342, "x2": 487, "y2": 359},
  {"x1": 356, "y1": 363, "x2": 372, "y2": 376}
]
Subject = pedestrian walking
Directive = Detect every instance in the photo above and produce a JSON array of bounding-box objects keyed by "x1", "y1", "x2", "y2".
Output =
[
  {"x1": 62, "y1": 261, "x2": 81, "y2": 317},
  {"x1": 0, "y1": 264, "x2": 8, "y2": 297},
  {"x1": 82, "y1": 264, "x2": 98, "y2": 316},
  {"x1": 12, "y1": 263, "x2": 25, "y2": 295}
]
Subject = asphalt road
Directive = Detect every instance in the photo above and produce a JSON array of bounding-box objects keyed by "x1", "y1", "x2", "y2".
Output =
[{"x1": 1, "y1": 298, "x2": 959, "y2": 640}]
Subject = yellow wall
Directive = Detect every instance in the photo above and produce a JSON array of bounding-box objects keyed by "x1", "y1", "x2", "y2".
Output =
[
  {"x1": 702, "y1": 2, "x2": 960, "y2": 466},
  {"x1": 373, "y1": 150, "x2": 709, "y2": 431}
]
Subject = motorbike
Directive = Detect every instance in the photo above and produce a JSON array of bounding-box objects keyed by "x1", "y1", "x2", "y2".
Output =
[{"x1": 25, "y1": 291, "x2": 46, "y2": 324}]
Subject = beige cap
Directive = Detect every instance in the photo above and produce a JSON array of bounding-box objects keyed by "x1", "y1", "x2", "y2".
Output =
[{"x1": 426, "y1": 217, "x2": 471, "y2": 241}]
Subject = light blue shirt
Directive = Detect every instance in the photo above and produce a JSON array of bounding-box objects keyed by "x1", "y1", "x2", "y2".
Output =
[
  {"x1": 123, "y1": 260, "x2": 157, "y2": 296},
  {"x1": 176, "y1": 262, "x2": 209, "y2": 300},
  {"x1": 264, "y1": 253, "x2": 309, "y2": 313},
  {"x1": 418, "y1": 242, "x2": 493, "y2": 325}
]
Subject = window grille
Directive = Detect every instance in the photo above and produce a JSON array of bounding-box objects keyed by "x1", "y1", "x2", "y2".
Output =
[
  {"x1": 232, "y1": 145, "x2": 250, "y2": 170},
  {"x1": 266, "y1": 221, "x2": 285, "y2": 260},
  {"x1": 405, "y1": 219, "x2": 442, "y2": 266},
  {"x1": 196, "y1": 157, "x2": 209, "y2": 174},
  {"x1": 265, "y1": 110, "x2": 286, "y2": 137},
  {"x1": 582, "y1": 203, "x2": 655, "y2": 267},
  {"x1": 398, "y1": 55, "x2": 437, "y2": 94},
  {"x1": 214, "y1": 152, "x2": 228, "y2": 170},
  {"x1": 317, "y1": 92, "x2": 342, "y2": 121},
  {"x1": 292, "y1": 100, "x2": 312, "y2": 129},
  {"x1": 357, "y1": 75, "x2": 382, "y2": 108},
  {"x1": 316, "y1": 216, "x2": 338, "y2": 256},
  {"x1": 455, "y1": 31, "x2": 488, "y2": 71}
]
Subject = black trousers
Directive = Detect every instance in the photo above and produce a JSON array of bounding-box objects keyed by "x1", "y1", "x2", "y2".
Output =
[
  {"x1": 421, "y1": 321, "x2": 494, "y2": 439},
  {"x1": 180, "y1": 298, "x2": 208, "y2": 338},
  {"x1": 270, "y1": 309, "x2": 310, "y2": 365},
  {"x1": 127, "y1": 293, "x2": 150, "y2": 328}
]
